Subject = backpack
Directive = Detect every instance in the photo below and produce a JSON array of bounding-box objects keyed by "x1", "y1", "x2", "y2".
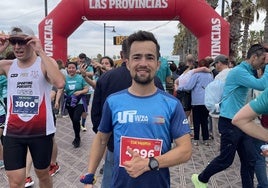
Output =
[{"x1": 204, "y1": 79, "x2": 225, "y2": 114}]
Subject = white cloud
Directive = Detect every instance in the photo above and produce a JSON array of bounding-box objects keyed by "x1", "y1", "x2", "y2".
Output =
[{"x1": 1, "y1": 0, "x2": 265, "y2": 60}]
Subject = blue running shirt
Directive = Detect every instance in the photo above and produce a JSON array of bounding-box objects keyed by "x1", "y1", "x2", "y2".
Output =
[{"x1": 98, "y1": 88, "x2": 190, "y2": 188}]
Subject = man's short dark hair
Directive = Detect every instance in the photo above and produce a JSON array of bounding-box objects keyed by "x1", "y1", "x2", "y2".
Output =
[
  {"x1": 247, "y1": 44, "x2": 266, "y2": 59},
  {"x1": 126, "y1": 30, "x2": 160, "y2": 60},
  {"x1": 79, "y1": 53, "x2": 87, "y2": 59}
]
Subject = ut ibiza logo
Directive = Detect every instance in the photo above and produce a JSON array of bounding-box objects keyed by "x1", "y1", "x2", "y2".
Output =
[
  {"x1": 117, "y1": 110, "x2": 149, "y2": 123},
  {"x1": 118, "y1": 110, "x2": 137, "y2": 123}
]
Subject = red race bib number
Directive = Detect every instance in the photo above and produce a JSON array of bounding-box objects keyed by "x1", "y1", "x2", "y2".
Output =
[{"x1": 119, "y1": 136, "x2": 163, "y2": 167}]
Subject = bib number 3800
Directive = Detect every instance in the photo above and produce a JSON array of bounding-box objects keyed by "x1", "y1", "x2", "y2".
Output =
[{"x1": 12, "y1": 95, "x2": 39, "y2": 114}]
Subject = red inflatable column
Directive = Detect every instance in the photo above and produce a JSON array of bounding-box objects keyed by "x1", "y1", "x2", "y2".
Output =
[
  {"x1": 176, "y1": 0, "x2": 230, "y2": 59},
  {"x1": 39, "y1": 0, "x2": 85, "y2": 62}
]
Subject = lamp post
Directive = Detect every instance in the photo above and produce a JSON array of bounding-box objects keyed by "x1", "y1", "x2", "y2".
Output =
[
  {"x1": 104, "y1": 23, "x2": 116, "y2": 56},
  {"x1": 221, "y1": 0, "x2": 225, "y2": 17},
  {"x1": 44, "y1": 0, "x2": 48, "y2": 16}
]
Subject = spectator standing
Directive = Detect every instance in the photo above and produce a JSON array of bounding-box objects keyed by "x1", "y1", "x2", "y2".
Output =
[
  {"x1": 211, "y1": 55, "x2": 231, "y2": 81},
  {"x1": 81, "y1": 56, "x2": 114, "y2": 89},
  {"x1": 167, "y1": 61, "x2": 179, "y2": 94},
  {"x1": 173, "y1": 54, "x2": 196, "y2": 117},
  {"x1": 192, "y1": 44, "x2": 268, "y2": 188},
  {"x1": 178, "y1": 59, "x2": 213, "y2": 146},
  {"x1": 206, "y1": 56, "x2": 218, "y2": 78},
  {"x1": 174, "y1": 55, "x2": 210, "y2": 118},
  {"x1": 169, "y1": 61, "x2": 179, "y2": 81},
  {"x1": 156, "y1": 56, "x2": 172, "y2": 91},
  {"x1": 177, "y1": 61, "x2": 187, "y2": 76},
  {"x1": 208, "y1": 55, "x2": 231, "y2": 140},
  {"x1": 0, "y1": 25, "x2": 65, "y2": 188},
  {"x1": 79, "y1": 53, "x2": 92, "y2": 67}
]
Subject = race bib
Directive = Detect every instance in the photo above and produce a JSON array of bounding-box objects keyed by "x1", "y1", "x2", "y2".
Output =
[
  {"x1": 12, "y1": 95, "x2": 39, "y2": 114},
  {"x1": 119, "y1": 136, "x2": 163, "y2": 167}
]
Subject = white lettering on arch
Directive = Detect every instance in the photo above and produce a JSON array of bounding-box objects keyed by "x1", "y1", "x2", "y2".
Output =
[
  {"x1": 211, "y1": 18, "x2": 221, "y2": 58},
  {"x1": 89, "y1": 0, "x2": 168, "y2": 9},
  {"x1": 44, "y1": 19, "x2": 53, "y2": 57}
]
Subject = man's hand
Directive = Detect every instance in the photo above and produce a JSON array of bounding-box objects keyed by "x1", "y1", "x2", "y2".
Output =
[
  {"x1": 54, "y1": 102, "x2": 60, "y2": 110},
  {"x1": 0, "y1": 35, "x2": 9, "y2": 53},
  {"x1": 26, "y1": 36, "x2": 44, "y2": 55},
  {"x1": 123, "y1": 147, "x2": 149, "y2": 178}
]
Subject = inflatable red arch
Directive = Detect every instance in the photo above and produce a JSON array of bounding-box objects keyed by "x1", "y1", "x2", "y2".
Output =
[{"x1": 39, "y1": 0, "x2": 229, "y2": 62}]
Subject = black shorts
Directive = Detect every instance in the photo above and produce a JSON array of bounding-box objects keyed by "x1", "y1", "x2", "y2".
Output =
[
  {"x1": 176, "y1": 91, "x2": 192, "y2": 111},
  {"x1": 3, "y1": 134, "x2": 54, "y2": 170}
]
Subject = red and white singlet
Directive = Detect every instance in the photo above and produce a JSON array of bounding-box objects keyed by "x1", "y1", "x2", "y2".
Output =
[{"x1": 3, "y1": 57, "x2": 55, "y2": 137}]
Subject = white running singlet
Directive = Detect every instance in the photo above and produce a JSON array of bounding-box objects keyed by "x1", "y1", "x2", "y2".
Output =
[{"x1": 3, "y1": 57, "x2": 55, "y2": 137}]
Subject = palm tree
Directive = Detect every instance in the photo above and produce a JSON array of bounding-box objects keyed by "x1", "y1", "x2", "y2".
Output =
[
  {"x1": 227, "y1": 0, "x2": 243, "y2": 61},
  {"x1": 172, "y1": 24, "x2": 197, "y2": 61},
  {"x1": 247, "y1": 30, "x2": 264, "y2": 44},
  {"x1": 240, "y1": 0, "x2": 256, "y2": 59},
  {"x1": 256, "y1": 0, "x2": 268, "y2": 43},
  {"x1": 206, "y1": 0, "x2": 218, "y2": 9}
]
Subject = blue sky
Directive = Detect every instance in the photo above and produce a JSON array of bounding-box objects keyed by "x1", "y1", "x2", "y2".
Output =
[{"x1": 0, "y1": 0, "x2": 265, "y2": 59}]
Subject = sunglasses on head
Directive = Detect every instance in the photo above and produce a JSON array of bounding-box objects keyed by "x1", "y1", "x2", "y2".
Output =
[{"x1": 8, "y1": 38, "x2": 30, "y2": 46}]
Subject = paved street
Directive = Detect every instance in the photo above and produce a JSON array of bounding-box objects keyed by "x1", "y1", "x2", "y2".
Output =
[{"x1": 0, "y1": 114, "x2": 249, "y2": 188}]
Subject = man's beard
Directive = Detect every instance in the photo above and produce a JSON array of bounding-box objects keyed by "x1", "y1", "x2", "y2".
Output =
[{"x1": 133, "y1": 74, "x2": 153, "y2": 85}]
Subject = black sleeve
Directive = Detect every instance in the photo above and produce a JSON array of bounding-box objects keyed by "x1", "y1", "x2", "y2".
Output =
[
  {"x1": 154, "y1": 76, "x2": 165, "y2": 91},
  {"x1": 91, "y1": 80, "x2": 102, "y2": 133}
]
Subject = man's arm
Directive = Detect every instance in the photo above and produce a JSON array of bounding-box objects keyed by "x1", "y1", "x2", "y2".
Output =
[
  {"x1": 193, "y1": 67, "x2": 210, "y2": 73},
  {"x1": 156, "y1": 134, "x2": 192, "y2": 167},
  {"x1": 178, "y1": 73, "x2": 196, "y2": 91},
  {"x1": 232, "y1": 104, "x2": 268, "y2": 143},
  {"x1": 54, "y1": 88, "x2": 63, "y2": 110},
  {"x1": 27, "y1": 36, "x2": 65, "y2": 89},
  {"x1": 87, "y1": 132, "x2": 111, "y2": 172}
]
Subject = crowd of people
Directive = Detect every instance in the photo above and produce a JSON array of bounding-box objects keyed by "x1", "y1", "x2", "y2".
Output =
[{"x1": 0, "y1": 24, "x2": 268, "y2": 188}]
